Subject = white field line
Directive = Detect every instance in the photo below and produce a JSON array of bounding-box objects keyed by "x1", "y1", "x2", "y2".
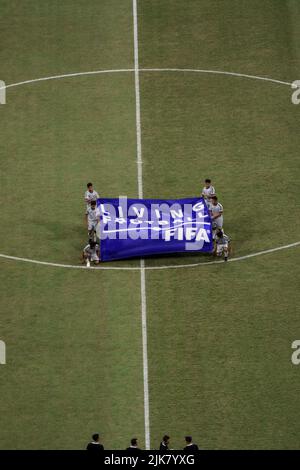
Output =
[
  {"x1": 0, "y1": 241, "x2": 299, "y2": 271},
  {"x1": 140, "y1": 68, "x2": 292, "y2": 86},
  {"x1": 133, "y1": 0, "x2": 150, "y2": 451},
  {"x1": 0, "y1": 69, "x2": 134, "y2": 90},
  {"x1": 0, "y1": 69, "x2": 293, "y2": 92}
]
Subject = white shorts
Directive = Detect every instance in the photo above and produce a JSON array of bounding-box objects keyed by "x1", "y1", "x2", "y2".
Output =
[
  {"x1": 212, "y1": 224, "x2": 223, "y2": 240},
  {"x1": 91, "y1": 252, "x2": 99, "y2": 262},
  {"x1": 214, "y1": 216, "x2": 223, "y2": 229},
  {"x1": 88, "y1": 221, "x2": 98, "y2": 232},
  {"x1": 216, "y1": 243, "x2": 228, "y2": 255}
]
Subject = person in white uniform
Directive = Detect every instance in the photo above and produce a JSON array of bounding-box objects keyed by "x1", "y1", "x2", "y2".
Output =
[
  {"x1": 84, "y1": 182, "x2": 99, "y2": 211},
  {"x1": 210, "y1": 196, "x2": 223, "y2": 229},
  {"x1": 86, "y1": 200, "x2": 100, "y2": 240},
  {"x1": 82, "y1": 240, "x2": 100, "y2": 266},
  {"x1": 210, "y1": 195, "x2": 224, "y2": 241},
  {"x1": 201, "y1": 178, "x2": 216, "y2": 209},
  {"x1": 215, "y1": 229, "x2": 231, "y2": 261}
]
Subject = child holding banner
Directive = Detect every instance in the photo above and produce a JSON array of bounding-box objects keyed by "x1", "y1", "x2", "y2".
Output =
[
  {"x1": 215, "y1": 230, "x2": 231, "y2": 262},
  {"x1": 201, "y1": 178, "x2": 216, "y2": 209},
  {"x1": 86, "y1": 200, "x2": 100, "y2": 241},
  {"x1": 82, "y1": 240, "x2": 100, "y2": 266}
]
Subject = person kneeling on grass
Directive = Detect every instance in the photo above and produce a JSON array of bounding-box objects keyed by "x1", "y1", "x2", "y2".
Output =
[
  {"x1": 82, "y1": 240, "x2": 100, "y2": 266},
  {"x1": 215, "y1": 229, "x2": 231, "y2": 262}
]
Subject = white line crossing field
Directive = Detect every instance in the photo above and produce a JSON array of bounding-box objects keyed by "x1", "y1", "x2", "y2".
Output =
[
  {"x1": 132, "y1": 0, "x2": 151, "y2": 450},
  {"x1": 0, "y1": 242, "x2": 299, "y2": 271},
  {"x1": 0, "y1": 68, "x2": 293, "y2": 92}
]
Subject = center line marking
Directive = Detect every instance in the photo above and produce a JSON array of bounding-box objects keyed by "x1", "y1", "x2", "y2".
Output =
[{"x1": 133, "y1": 0, "x2": 150, "y2": 450}]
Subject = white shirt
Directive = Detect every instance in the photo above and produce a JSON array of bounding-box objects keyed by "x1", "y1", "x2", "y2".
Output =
[
  {"x1": 84, "y1": 189, "x2": 99, "y2": 209},
  {"x1": 211, "y1": 202, "x2": 223, "y2": 217},
  {"x1": 86, "y1": 206, "x2": 99, "y2": 223},
  {"x1": 202, "y1": 185, "x2": 216, "y2": 200},
  {"x1": 83, "y1": 243, "x2": 100, "y2": 256}
]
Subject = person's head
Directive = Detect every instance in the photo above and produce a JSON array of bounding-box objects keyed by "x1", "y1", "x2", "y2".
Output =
[
  {"x1": 87, "y1": 182, "x2": 93, "y2": 193},
  {"x1": 92, "y1": 433, "x2": 99, "y2": 442},
  {"x1": 89, "y1": 240, "x2": 96, "y2": 249},
  {"x1": 204, "y1": 178, "x2": 211, "y2": 188},
  {"x1": 211, "y1": 195, "x2": 218, "y2": 205},
  {"x1": 216, "y1": 230, "x2": 223, "y2": 238},
  {"x1": 163, "y1": 435, "x2": 170, "y2": 444},
  {"x1": 90, "y1": 200, "x2": 96, "y2": 209},
  {"x1": 185, "y1": 436, "x2": 193, "y2": 444},
  {"x1": 131, "y1": 438, "x2": 138, "y2": 447}
]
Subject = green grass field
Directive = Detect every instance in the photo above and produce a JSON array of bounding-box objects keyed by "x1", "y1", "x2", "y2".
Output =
[{"x1": 0, "y1": 0, "x2": 300, "y2": 450}]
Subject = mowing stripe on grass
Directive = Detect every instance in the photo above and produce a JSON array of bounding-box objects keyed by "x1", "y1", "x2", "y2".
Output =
[{"x1": 132, "y1": 0, "x2": 150, "y2": 450}]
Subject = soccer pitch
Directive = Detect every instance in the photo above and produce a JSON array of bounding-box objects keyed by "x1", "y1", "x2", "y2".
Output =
[{"x1": 0, "y1": 0, "x2": 300, "y2": 450}]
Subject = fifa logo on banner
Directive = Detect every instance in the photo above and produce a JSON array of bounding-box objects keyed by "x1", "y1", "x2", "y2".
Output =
[
  {"x1": 0, "y1": 340, "x2": 6, "y2": 365},
  {"x1": 0, "y1": 80, "x2": 6, "y2": 105},
  {"x1": 291, "y1": 340, "x2": 300, "y2": 365},
  {"x1": 291, "y1": 80, "x2": 300, "y2": 105}
]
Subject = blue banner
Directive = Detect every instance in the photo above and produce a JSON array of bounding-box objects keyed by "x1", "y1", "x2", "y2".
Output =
[{"x1": 97, "y1": 197, "x2": 213, "y2": 261}]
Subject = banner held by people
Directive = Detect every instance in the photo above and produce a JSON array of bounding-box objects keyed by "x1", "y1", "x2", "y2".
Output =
[{"x1": 97, "y1": 197, "x2": 213, "y2": 261}]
